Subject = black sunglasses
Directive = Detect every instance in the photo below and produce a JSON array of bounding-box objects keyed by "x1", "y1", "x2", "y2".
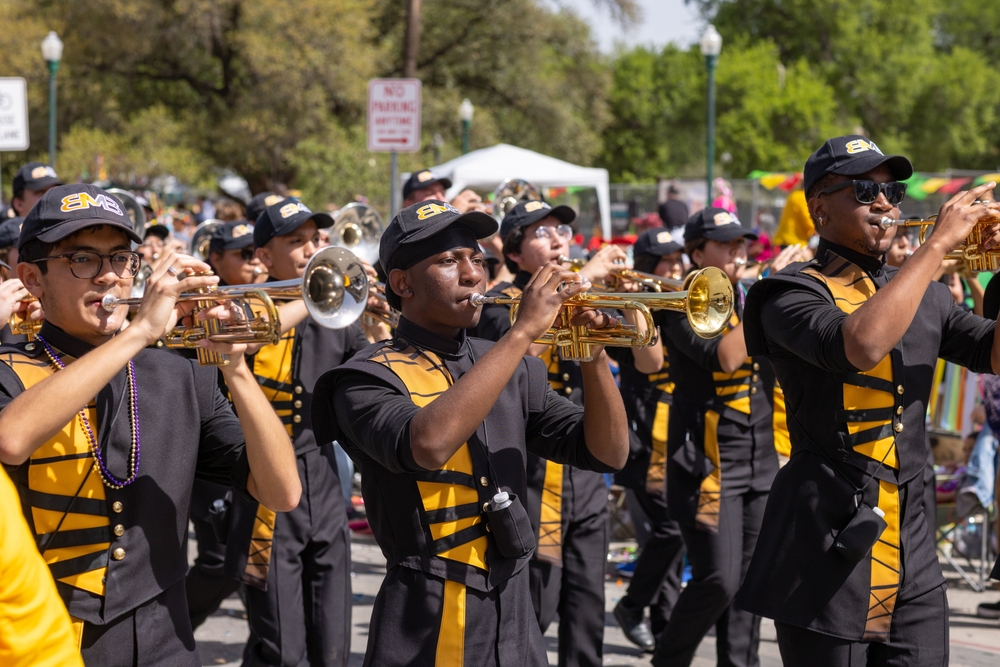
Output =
[
  {"x1": 816, "y1": 179, "x2": 907, "y2": 206},
  {"x1": 238, "y1": 247, "x2": 254, "y2": 262}
]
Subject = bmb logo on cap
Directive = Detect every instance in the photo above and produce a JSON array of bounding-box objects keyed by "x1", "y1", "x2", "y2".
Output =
[
  {"x1": 656, "y1": 231, "x2": 673, "y2": 243},
  {"x1": 264, "y1": 194, "x2": 282, "y2": 207},
  {"x1": 524, "y1": 201, "x2": 549, "y2": 213},
  {"x1": 416, "y1": 202, "x2": 458, "y2": 219},
  {"x1": 60, "y1": 192, "x2": 123, "y2": 216},
  {"x1": 232, "y1": 224, "x2": 251, "y2": 238},
  {"x1": 713, "y1": 212, "x2": 736, "y2": 227},
  {"x1": 279, "y1": 201, "x2": 310, "y2": 219},
  {"x1": 31, "y1": 166, "x2": 58, "y2": 180},
  {"x1": 417, "y1": 171, "x2": 434, "y2": 182},
  {"x1": 845, "y1": 139, "x2": 883, "y2": 155}
]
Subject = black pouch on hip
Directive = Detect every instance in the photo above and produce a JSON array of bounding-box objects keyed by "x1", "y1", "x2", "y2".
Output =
[
  {"x1": 208, "y1": 497, "x2": 231, "y2": 545},
  {"x1": 483, "y1": 491, "x2": 535, "y2": 559},
  {"x1": 833, "y1": 503, "x2": 887, "y2": 564}
]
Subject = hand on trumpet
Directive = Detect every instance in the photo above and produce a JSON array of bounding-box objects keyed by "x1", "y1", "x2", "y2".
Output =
[
  {"x1": 926, "y1": 183, "x2": 1000, "y2": 254},
  {"x1": 576, "y1": 244, "x2": 629, "y2": 285},
  {"x1": 0, "y1": 277, "x2": 33, "y2": 326},
  {"x1": 125, "y1": 251, "x2": 220, "y2": 347}
]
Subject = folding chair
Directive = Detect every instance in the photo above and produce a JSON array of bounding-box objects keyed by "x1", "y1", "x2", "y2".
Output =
[{"x1": 936, "y1": 478, "x2": 995, "y2": 592}]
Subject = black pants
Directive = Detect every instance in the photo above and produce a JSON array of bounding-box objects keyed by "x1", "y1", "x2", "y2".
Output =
[
  {"x1": 529, "y1": 469, "x2": 609, "y2": 667},
  {"x1": 242, "y1": 446, "x2": 352, "y2": 667},
  {"x1": 775, "y1": 583, "x2": 949, "y2": 667},
  {"x1": 622, "y1": 488, "x2": 685, "y2": 636},
  {"x1": 81, "y1": 578, "x2": 198, "y2": 667},
  {"x1": 186, "y1": 480, "x2": 240, "y2": 629},
  {"x1": 652, "y1": 489, "x2": 768, "y2": 667}
]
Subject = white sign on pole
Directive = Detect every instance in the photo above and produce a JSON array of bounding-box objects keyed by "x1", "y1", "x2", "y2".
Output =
[
  {"x1": 367, "y1": 79, "x2": 421, "y2": 153},
  {"x1": 0, "y1": 77, "x2": 29, "y2": 151}
]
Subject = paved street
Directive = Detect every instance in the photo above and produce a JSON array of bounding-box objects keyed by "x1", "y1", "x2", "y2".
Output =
[{"x1": 192, "y1": 533, "x2": 1000, "y2": 666}]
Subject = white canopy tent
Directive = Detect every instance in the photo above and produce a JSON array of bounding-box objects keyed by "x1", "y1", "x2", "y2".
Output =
[{"x1": 424, "y1": 144, "x2": 612, "y2": 239}]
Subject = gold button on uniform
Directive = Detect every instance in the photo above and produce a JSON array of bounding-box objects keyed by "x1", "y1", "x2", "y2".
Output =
[
  {"x1": 894, "y1": 423, "x2": 904, "y2": 433},
  {"x1": 112, "y1": 548, "x2": 125, "y2": 561},
  {"x1": 753, "y1": 362, "x2": 760, "y2": 371},
  {"x1": 562, "y1": 373, "x2": 570, "y2": 381},
  {"x1": 112, "y1": 501, "x2": 123, "y2": 513},
  {"x1": 293, "y1": 415, "x2": 302, "y2": 424},
  {"x1": 294, "y1": 386, "x2": 303, "y2": 394},
  {"x1": 113, "y1": 525, "x2": 125, "y2": 537},
  {"x1": 24, "y1": 343, "x2": 35, "y2": 351},
  {"x1": 750, "y1": 387, "x2": 758, "y2": 395},
  {"x1": 293, "y1": 400, "x2": 302, "y2": 409},
  {"x1": 896, "y1": 385, "x2": 904, "y2": 395},
  {"x1": 896, "y1": 406, "x2": 903, "y2": 415},
  {"x1": 480, "y1": 477, "x2": 489, "y2": 487},
  {"x1": 751, "y1": 374, "x2": 759, "y2": 383},
  {"x1": 564, "y1": 387, "x2": 572, "y2": 395}
]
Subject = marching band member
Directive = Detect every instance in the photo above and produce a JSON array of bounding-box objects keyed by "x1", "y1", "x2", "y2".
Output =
[
  {"x1": 225, "y1": 197, "x2": 368, "y2": 667},
  {"x1": 311, "y1": 199, "x2": 628, "y2": 666},
  {"x1": 0, "y1": 184, "x2": 299, "y2": 665},
  {"x1": 650, "y1": 208, "x2": 778, "y2": 667},
  {"x1": 207, "y1": 220, "x2": 266, "y2": 286},
  {"x1": 736, "y1": 135, "x2": 1000, "y2": 666},
  {"x1": 474, "y1": 200, "x2": 628, "y2": 666},
  {"x1": 10, "y1": 162, "x2": 62, "y2": 217},
  {"x1": 610, "y1": 228, "x2": 686, "y2": 653}
]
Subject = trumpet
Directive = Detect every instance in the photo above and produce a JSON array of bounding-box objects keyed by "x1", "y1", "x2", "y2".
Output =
[
  {"x1": 363, "y1": 282, "x2": 400, "y2": 329},
  {"x1": 469, "y1": 267, "x2": 733, "y2": 361},
  {"x1": 558, "y1": 255, "x2": 586, "y2": 271},
  {"x1": 100, "y1": 247, "x2": 369, "y2": 366},
  {"x1": 878, "y1": 200, "x2": 1000, "y2": 272},
  {"x1": 8, "y1": 298, "x2": 41, "y2": 341},
  {"x1": 332, "y1": 203, "x2": 383, "y2": 265}
]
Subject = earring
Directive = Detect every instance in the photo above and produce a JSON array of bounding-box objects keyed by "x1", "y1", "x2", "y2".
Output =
[{"x1": 816, "y1": 216, "x2": 825, "y2": 226}]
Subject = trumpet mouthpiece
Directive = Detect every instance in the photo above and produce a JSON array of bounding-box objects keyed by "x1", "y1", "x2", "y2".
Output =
[
  {"x1": 879, "y1": 217, "x2": 898, "y2": 230},
  {"x1": 468, "y1": 293, "x2": 490, "y2": 307},
  {"x1": 101, "y1": 294, "x2": 121, "y2": 312}
]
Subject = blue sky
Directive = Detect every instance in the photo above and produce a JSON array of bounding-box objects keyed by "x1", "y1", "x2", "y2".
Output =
[{"x1": 558, "y1": 0, "x2": 705, "y2": 53}]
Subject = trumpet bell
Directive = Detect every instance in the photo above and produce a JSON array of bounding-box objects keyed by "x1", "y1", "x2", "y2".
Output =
[
  {"x1": 190, "y1": 220, "x2": 225, "y2": 262},
  {"x1": 493, "y1": 179, "x2": 543, "y2": 221},
  {"x1": 683, "y1": 267, "x2": 734, "y2": 338},
  {"x1": 301, "y1": 247, "x2": 369, "y2": 328},
  {"x1": 332, "y1": 203, "x2": 383, "y2": 265}
]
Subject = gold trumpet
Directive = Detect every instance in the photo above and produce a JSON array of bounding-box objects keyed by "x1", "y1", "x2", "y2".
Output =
[
  {"x1": 469, "y1": 267, "x2": 733, "y2": 361},
  {"x1": 101, "y1": 247, "x2": 369, "y2": 366},
  {"x1": 363, "y1": 282, "x2": 400, "y2": 329},
  {"x1": 558, "y1": 255, "x2": 586, "y2": 271},
  {"x1": 879, "y1": 200, "x2": 1000, "y2": 272},
  {"x1": 8, "y1": 298, "x2": 41, "y2": 341}
]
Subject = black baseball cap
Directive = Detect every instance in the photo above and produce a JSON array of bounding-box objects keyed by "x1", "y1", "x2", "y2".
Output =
[
  {"x1": 254, "y1": 198, "x2": 334, "y2": 248},
  {"x1": 246, "y1": 192, "x2": 284, "y2": 226},
  {"x1": 633, "y1": 228, "x2": 683, "y2": 257},
  {"x1": 684, "y1": 208, "x2": 757, "y2": 245},
  {"x1": 803, "y1": 135, "x2": 913, "y2": 195},
  {"x1": 18, "y1": 184, "x2": 143, "y2": 252},
  {"x1": 379, "y1": 200, "x2": 497, "y2": 273},
  {"x1": 499, "y1": 200, "x2": 576, "y2": 241},
  {"x1": 210, "y1": 221, "x2": 255, "y2": 253},
  {"x1": 0, "y1": 217, "x2": 23, "y2": 249},
  {"x1": 12, "y1": 162, "x2": 62, "y2": 198},
  {"x1": 144, "y1": 224, "x2": 170, "y2": 241},
  {"x1": 402, "y1": 170, "x2": 453, "y2": 200}
]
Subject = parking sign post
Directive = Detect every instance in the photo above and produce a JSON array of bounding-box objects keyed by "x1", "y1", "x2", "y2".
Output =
[{"x1": 368, "y1": 78, "x2": 421, "y2": 217}]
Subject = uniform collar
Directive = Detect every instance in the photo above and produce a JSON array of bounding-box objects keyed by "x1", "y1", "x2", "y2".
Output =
[
  {"x1": 37, "y1": 321, "x2": 96, "y2": 358},
  {"x1": 512, "y1": 270, "x2": 532, "y2": 290},
  {"x1": 816, "y1": 238, "x2": 885, "y2": 277},
  {"x1": 395, "y1": 316, "x2": 467, "y2": 359}
]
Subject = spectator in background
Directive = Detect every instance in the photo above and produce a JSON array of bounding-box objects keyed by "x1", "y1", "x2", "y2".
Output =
[
  {"x1": 658, "y1": 184, "x2": 689, "y2": 233},
  {"x1": 711, "y1": 177, "x2": 737, "y2": 214},
  {"x1": 885, "y1": 229, "x2": 913, "y2": 267},
  {"x1": 773, "y1": 186, "x2": 815, "y2": 247},
  {"x1": 214, "y1": 198, "x2": 245, "y2": 222}
]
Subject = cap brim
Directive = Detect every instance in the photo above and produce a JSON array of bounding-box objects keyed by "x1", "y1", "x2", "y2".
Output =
[
  {"x1": 34, "y1": 219, "x2": 143, "y2": 246},
  {"x1": 405, "y1": 210, "x2": 499, "y2": 244},
  {"x1": 704, "y1": 225, "x2": 757, "y2": 243},
  {"x1": 25, "y1": 177, "x2": 63, "y2": 192},
  {"x1": 309, "y1": 212, "x2": 335, "y2": 229},
  {"x1": 835, "y1": 154, "x2": 913, "y2": 182},
  {"x1": 144, "y1": 226, "x2": 170, "y2": 240},
  {"x1": 222, "y1": 236, "x2": 255, "y2": 250}
]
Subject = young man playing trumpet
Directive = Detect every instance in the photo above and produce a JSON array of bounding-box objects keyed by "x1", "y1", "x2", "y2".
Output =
[
  {"x1": 736, "y1": 135, "x2": 1000, "y2": 666},
  {"x1": 224, "y1": 197, "x2": 371, "y2": 667},
  {"x1": 474, "y1": 199, "x2": 632, "y2": 667},
  {"x1": 311, "y1": 199, "x2": 628, "y2": 666},
  {"x1": 0, "y1": 184, "x2": 300, "y2": 666}
]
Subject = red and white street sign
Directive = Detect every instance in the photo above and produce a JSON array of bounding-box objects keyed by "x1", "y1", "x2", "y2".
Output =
[{"x1": 367, "y1": 78, "x2": 421, "y2": 153}]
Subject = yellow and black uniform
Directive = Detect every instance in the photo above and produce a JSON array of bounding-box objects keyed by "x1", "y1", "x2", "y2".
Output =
[
  {"x1": 0, "y1": 467, "x2": 84, "y2": 667},
  {"x1": 650, "y1": 288, "x2": 779, "y2": 667},
  {"x1": 608, "y1": 335, "x2": 685, "y2": 639},
  {"x1": 311, "y1": 317, "x2": 617, "y2": 667},
  {"x1": 474, "y1": 271, "x2": 611, "y2": 666},
  {"x1": 736, "y1": 240, "x2": 996, "y2": 665},
  {"x1": 0, "y1": 323, "x2": 250, "y2": 666},
  {"x1": 223, "y1": 305, "x2": 368, "y2": 667}
]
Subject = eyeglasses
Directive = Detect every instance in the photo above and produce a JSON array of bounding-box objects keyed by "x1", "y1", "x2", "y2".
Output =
[
  {"x1": 816, "y1": 179, "x2": 907, "y2": 206},
  {"x1": 534, "y1": 224, "x2": 573, "y2": 241},
  {"x1": 29, "y1": 251, "x2": 142, "y2": 279}
]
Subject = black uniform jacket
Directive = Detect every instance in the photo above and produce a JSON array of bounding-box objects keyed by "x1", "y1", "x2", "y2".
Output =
[
  {"x1": 660, "y1": 295, "x2": 778, "y2": 530},
  {"x1": 312, "y1": 317, "x2": 617, "y2": 592},
  {"x1": 0, "y1": 322, "x2": 250, "y2": 625},
  {"x1": 735, "y1": 239, "x2": 995, "y2": 640}
]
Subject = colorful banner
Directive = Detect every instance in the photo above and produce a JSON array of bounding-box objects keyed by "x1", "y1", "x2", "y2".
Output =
[{"x1": 748, "y1": 170, "x2": 1000, "y2": 199}]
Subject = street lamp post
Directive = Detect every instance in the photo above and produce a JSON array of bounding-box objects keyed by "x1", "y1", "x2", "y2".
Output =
[
  {"x1": 700, "y1": 25, "x2": 722, "y2": 205},
  {"x1": 41, "y1": 31, "x2": 63, "y2": 170},
  {"x1": 459, "y1": 98, "x2": 474, "y2": 155}
]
